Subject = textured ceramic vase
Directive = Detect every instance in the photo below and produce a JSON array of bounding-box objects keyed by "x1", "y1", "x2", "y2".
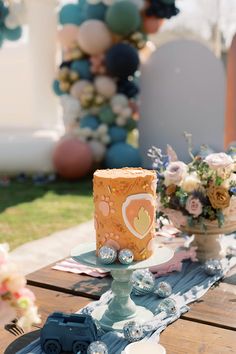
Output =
[{"x1": 177, "y1": 219, "x2": 236, "y2": 262}]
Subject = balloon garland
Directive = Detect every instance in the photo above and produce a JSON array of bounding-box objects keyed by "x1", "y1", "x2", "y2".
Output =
[
  {"x1": 0, "y1": 0, "x2": 24, "y2": 47},
  {"x1": 53, "y1": 0, "x2": 179, "y2": 179}
]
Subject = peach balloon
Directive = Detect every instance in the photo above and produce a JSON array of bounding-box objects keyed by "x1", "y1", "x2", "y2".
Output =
[
  {"x1": 58, "y1": 25, "x2": 79, "y2": 49},
  {"x1": 53, "y1": 137, "x2": 93, "y2": 180},
  {"x1": 143, "y1": 16, "x2": 164, "y2": 34},
  {"x1": 77, "y1": 20, "x2": 112, "y2": 55},
  {"x1": 70, "y1": 80, "x2": 91, "y2": 99},
  {"x1": 94, "y1": 76, "x2": 117, "y2": 98}
]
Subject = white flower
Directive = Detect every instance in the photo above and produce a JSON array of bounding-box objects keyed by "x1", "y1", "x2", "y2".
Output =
[
  {"x1": 164, "y1": 161, "x2": 187, "y2": 187},
  {"x1": 181, "y1": 172, "x2": 201, "y2": 193},
  {"x1": 222, "y1": 173, "x2": 236, "y2": 189},
  {"x1": 205, "y1": 153, "x2": 234, "y2": 178}
]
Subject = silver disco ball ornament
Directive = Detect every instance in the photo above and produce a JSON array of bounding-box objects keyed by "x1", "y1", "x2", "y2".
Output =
[
  {"x1": 123, "y1": 321, "x2": 144, "y2": 342},
  {"x1": 131, "y1": 269, "x2": 155, "y2": 295},
  {"x1": 98, "y1": 245, "x2": 117, "y2": 264},
  {"x1": 157, "y1": 298, "x2": 177, "y2": 316},
  {"x1": 87, "y1": 341, "x2": 108, "y2": 354},
  {"x1": 204, "y1": 259, "x2": 223, "y2": 276},
  {"x1": 118, "y1": 249, "x2": 134, "y2": 265},
  {"x1": 155, "y1": 281, "x2": 172, "y2": 298}
]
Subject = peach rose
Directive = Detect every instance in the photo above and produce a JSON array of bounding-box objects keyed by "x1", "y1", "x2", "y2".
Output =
[
  {"x1": 185, "y1": 196, "x2": 203, "y2": 218},
  {"x1": 163, "y1": 208, "x2": 187, "y2": 228},
  {"x1": 164, "y1": 161, "x2": 187, "y2": 187}
]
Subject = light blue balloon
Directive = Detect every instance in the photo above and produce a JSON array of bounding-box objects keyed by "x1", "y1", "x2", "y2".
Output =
[
  {"x1": 105, "y1": 142, "x2": 142, "y2": 168},
  {"x1": 52, "y1": 80, "x2": 64, "y2": 96},
  {"x1": 108, "y1": 126, "x2": 127, "y2": 143},
  {"x1": 59, "y1": 4, "x2": 84, "y2": 25},
  {"x1": 85, "y1": 3, "x2": 108, "y2": 21},
  {"x1": 71, "y1": 60, "x2": 92, "y2": 80},
  {"x1": 80, "y1": 115, "x2": 100, "y2": 130},
  {"x1": 3, "y1": 26, "x2": 22, "y2": 41}
]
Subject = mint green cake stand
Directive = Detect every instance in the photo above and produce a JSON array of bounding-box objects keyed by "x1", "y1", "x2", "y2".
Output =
[{"x1": 71, "y1": 242, "x2": 173, "y2": 332}]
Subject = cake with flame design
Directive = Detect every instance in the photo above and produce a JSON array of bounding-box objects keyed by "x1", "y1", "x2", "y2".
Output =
[{"x1": 93, "y1": 168, "x2": 157, "y2": 261}]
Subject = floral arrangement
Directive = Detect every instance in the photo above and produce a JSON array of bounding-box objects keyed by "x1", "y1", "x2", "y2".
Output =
[
  {"x1": 148, "y1": 145, "x2": 236, "y2": 230},
  {"x1": 0, "y1": 244, "x2": 41, "y2": 330}
]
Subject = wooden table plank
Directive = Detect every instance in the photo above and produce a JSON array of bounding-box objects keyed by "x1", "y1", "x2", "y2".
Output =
[
  {"x1": 2, "y1": 285, "x2": 92, "y2": 354},
  {"x1": 160, "y1": 319, "x2": 236, "y2": 354},
  {"x1": 26, "y1": 263, "x2": 112, "y2": 300},
  {"x1": 181, "y1": 268, "x2": 236, "y2": 330}
]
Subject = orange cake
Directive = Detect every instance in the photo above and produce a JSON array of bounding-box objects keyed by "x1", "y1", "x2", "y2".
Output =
[{"x1": 93, "y1": 168, "x2": 157, "y2": 261}]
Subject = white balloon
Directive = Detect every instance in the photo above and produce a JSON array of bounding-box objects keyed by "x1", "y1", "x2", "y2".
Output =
[
  {"x1": 111, "y1": 94, "x2": 129, "y2": 108},
  {"x1": 121, "y1": 107, "x2": 132, "y2": 118},
  {"x1": 60, "y1": 95, "x2": 81, "y2": 126},
  {"x1": 4, "y1": 14, "x2": 19, "y2": 29},
  {"x1": 116, "y1": 116, "x2": 127, "y2": 126},
  {"x1": 89, "y1": 140, "x2": 106, "y2": 162},
  {"x1": 97, "y1": 124, "x2": 108, "y2": 134},
  {"x1": 101, "y1": 134, "x2": 111, "y2": 145}
]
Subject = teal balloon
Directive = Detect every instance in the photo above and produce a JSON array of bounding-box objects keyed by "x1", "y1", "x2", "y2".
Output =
[
  {"x1": 105, "y1": 142, "x2": 141, "y2": 168},
  {"x1": 59, "y1": 4, "x2": 84, "y2": 25},
  {"x1": 125, "y1": 118, "x2": 137, "y2": 131},
  {"x1": 99, "y1": 105, "x2": 116, "y2": 125},
  {"x1": 52, "y1": 80, "x2": 64, "y2": 96},
  {"x1": 0, "y1": 32, "x2": 4, "y2": 47},
  {"x1": 86, "y1": 3, "x2": 108, "y2": 21},
  {"x1": 3, "y1": 26, "x2": 22, "y2": 41},
  {"x1": 71, "y1": 59, "x2": 92, "y2": 80},
  {"x1": 0, "y1": 2, "x2": 8, "y2": 25},
  {"x1": 106, "y1": 1, "x2": 141, "y2": 36},
  {"x1": 109, "y1": 126, "x2": 127, "y2": 143},
  {"x1": 80, "y1": 115, "x2": 100, "y2": 130}
]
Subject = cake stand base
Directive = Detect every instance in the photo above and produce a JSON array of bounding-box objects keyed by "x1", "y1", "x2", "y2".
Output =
[
  {"x1": 71, "y1": 242, "x2": 173, "y2": 332},
  {"x1": 92, "y1": 305, "x2": 153, "y2": 332}
]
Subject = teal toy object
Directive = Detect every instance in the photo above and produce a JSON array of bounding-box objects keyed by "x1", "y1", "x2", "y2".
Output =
[
  {"x1": 105, "y1": 142, "x2": 142, "y2": 168},
  {"x1": 71, "y1": 242, "x2": 173, "y2": 331},
  {"x1": 105, "y1": 1, "x2": 140, "y2": 36},
  {"x1": 40, "y1": 312, "x2": 98, "y2": 354}
]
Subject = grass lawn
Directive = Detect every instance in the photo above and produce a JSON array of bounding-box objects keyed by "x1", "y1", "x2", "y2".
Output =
[{"x1": 0, "y1": 179, "x2": 93, "y2": 250}]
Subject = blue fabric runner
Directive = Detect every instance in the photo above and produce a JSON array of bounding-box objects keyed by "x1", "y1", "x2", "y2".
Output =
[{"x1": 17, "y1": 235, "x2": 236, "y2": 354}]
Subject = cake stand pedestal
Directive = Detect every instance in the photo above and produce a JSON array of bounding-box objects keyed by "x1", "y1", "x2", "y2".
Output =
[{"x1": 71, "y1": 242, "x2": 173, "y2": 332}]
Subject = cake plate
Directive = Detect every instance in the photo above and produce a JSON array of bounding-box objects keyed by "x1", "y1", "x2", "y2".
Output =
[{"x1": 71, "y1": 242, "x2": 173, "y2": 332}]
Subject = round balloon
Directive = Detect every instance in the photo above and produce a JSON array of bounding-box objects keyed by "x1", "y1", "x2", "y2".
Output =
[
  {"x1": 105, "y1": 142, "x2": 141, "y2": 168},
  {"x1": 161, "y1": 0, "x2": 175, "y2": 4},
  {"x1": 3, "y1": 26, "x2": 22, "y2": 41},
  {"x1": 94, "y1": 76, "x2": 117, "y2": 98},
  {"x1": 58, "y1": 25, "x2": 79, "y2": 49},
  {"x1": 117, "y1": 79, "x2": 139, "y2": 98},
  {"x1": 59, "y1": 4, "x2": 84, "y2": 25},
  {"x1": 70, "y1": 80, "x2": 91, "y2": 99},
  {"x1": 80, "y1": 115, "x2": 100, "y2": 130},
  {"x1": 99, "y1": 105, "x2": 116, "y2": 125},
  {"x1": 86, "y1": 3, "x2": 108, "y2": 21},
  {"x1": 52, "y1": 80, "x2": 64, "y2": 96},
  {"x1": 105, "y1": 1, "x2": 140, "y2": 36},
  {"x1": 88, "y1": 139, "x2": 106, "y2": 162},
  {"x1": 108, "y1": 126, "x2": 127, "y2": 143},
  {"x1": 53, "y1": 137, "x2": 93, "y2": 180},
  {"x1": 143, "y1": 16, "x2": 164, "y2": 34},
  {"x1": 125, "y1": 117, "x2": 137, "y2": 131},
  {"x1": 105, "y1": 43, "x2": 139, "y2": 79},
  {"x1": 71, "y1": 59, "x2": 92, "y2": 80},
  {"x1": 77, "y1": 20, "x2": 112, "y2": 55}
]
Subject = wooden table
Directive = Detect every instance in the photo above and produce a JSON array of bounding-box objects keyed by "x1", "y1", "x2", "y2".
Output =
[{"x1": 2, "y1": 260, "x2": 236, "y2": 354}]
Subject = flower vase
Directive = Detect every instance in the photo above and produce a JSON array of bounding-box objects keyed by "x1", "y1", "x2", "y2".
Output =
[{"x1": 178, "y1": 219, "x2": 236, "y2": 262}]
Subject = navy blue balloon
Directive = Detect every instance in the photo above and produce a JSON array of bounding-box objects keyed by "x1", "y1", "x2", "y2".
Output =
[
  {"x1": 71, "y1": 59, "x2": 92, "y2": 80},
  {"x1": 109, "y1": 126, "x2": 127, "y2": 143},
  {"x1": 105, "y1": 142, "x2": 142, "y2": 168},
  {"x1": 59, "y1": 4, "x2": 84, "y2": 25},
  {"x1": 118, "y1": 79, "x2": 139, "y2": 98},
  {"x1": 86, "y1": 3, "x2": 108, "y2": 21},
  {"x1": 105, "y1": 43, "x2": 140, "y2": 79},
  {"x1": 60, "y1": 61, "x2": 72, "y2": 69},
  {"x1": 80, "y1": 115, "x2": 100, "y2": 130},
  {"x1": 3, "y1": 26, "x2": 22, "y2": 41},
  {"x1": 52, "y1": 80, "x2": 64, "y2": 96}
]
